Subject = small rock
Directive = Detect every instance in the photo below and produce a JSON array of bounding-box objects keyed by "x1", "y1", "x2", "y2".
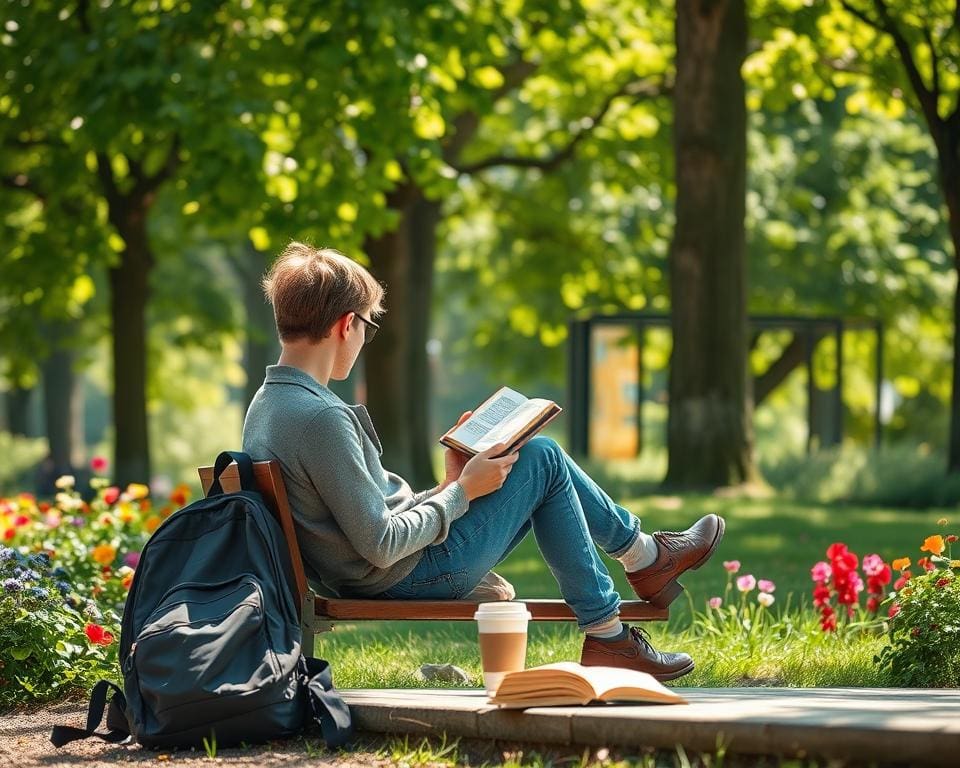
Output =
[{"x1": 417, "y1": 663, "x2": 472, "y2": 685}]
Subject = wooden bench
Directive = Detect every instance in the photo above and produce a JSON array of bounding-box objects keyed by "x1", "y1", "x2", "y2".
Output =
[{"x1": 198, "y1": 459, "x2": 667, "y2": 649}]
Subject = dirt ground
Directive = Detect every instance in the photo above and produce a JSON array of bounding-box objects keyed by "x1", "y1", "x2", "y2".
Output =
[
  {"x1": 1, "y1": 699, "x2": 412, "y2": 767},
  {"x1": 0, "y1": 699, "x2": 626, "y2": 768}
]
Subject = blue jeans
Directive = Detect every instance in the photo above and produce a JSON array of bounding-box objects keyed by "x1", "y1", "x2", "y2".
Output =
[{"x1": 378, "y1": 436, "x2": 641, "y2": 631}]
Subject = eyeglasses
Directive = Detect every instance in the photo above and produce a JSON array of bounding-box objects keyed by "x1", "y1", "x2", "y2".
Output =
[{"x1": 353, "y1": 312, "x2": 379, "y2": 344}]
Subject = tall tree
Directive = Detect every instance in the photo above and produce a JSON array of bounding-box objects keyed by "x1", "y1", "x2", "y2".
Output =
[
  {"x1": 3, "y1": 1, "x2": 264, "y2": 484},
  {"x1": 829, "y1": 0, "x2": 960, "y2": 469},
  {"x1": 665, "y1": 0, "x2": 754, "y2": 487}
]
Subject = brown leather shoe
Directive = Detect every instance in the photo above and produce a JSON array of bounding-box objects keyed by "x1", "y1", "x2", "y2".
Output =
[
  {"x1": 581, "y1": 625, "x2": 694, "y2": 682},
  {"x1": 626, "y1": 514, "x2": 725, "y2": 608}
]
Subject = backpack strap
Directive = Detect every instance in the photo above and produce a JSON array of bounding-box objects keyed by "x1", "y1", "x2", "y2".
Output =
[
  {"x1": 50, "y1": 680, "x2": 131, "y2": 747},
  {"x1": 207, "y1": 451, "x2": 257, "y2": 495},
  {"x1": 302, "y1": 656, "x2": 354, "y2": 749}
]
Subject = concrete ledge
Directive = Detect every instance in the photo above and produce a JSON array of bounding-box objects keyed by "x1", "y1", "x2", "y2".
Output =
[{"x1": 341, "y1": 687, "x2": 960, "y2": 767}]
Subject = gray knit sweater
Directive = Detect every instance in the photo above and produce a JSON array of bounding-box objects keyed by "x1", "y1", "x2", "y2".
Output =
[{"x1": 241, "y1": 365, "x2": 469, "y2": 597}]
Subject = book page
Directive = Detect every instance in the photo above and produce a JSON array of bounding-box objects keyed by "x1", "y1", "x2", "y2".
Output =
[
  {"x1": 445, "y1": 387, "x2": 527, "y2": 449},
  {"x1": 474, "y1": 398, "x2": 553, "y2": 452},
  {"x1": 493, "y1": 662, "x2": 684, "y2": 705},
  {"x1": 577, "y1": 665, "x2": 683, "y2": 703}
]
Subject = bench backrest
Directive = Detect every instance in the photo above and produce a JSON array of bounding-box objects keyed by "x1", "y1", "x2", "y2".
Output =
[{"x1": 197, "y1": 460, "x2": 309, "y2": 618}]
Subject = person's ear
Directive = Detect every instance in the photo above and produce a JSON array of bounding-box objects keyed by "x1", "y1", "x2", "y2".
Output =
[{"x1": 337, "y1": 312, "x2": 356, "y2": 340}]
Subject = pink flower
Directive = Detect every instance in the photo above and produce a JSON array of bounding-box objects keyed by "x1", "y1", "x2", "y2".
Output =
[
  {"x1": 722, "y1": 560, "x2": 741, "y2": 573},
  {"x1": 758, "y1": 579, "x2": 776, "y2": 593},
  {"x1": 810, "y1": 561, "x2": 832, "y2": 583},
  {"x1": 736, "y1": 574, "x2": 756, "y2": 592},
  {"x1": 707, "y1": 597, "x2": 722, "y2": 609},
  {"x1": 90, "y1": 456, "x2": 109, "y2": 474},
  {"x1": 123, "y1": 551, "x2": 140, "y2": 569},
  {"x1": 862, "y1": 554, "x2": 885, "y2": 577},
  {"x1": 849, "y1": 571, "x2": 864, "y2": 594}
]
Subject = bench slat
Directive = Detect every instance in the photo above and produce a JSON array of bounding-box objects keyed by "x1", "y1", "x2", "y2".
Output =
[{"x1": 315, "y1": 597, "x2": 668, "y2": 622}]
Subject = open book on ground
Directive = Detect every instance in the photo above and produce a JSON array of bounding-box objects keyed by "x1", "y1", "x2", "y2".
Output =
[
  {"x1": 440, "y1": 386, "x2": 562, "y2": 457},
  {"x1": 488, "y1": 662, "x2": 688, "y2": 708}
]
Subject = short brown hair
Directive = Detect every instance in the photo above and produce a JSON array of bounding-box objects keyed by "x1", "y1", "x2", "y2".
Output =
[{"x1": 262, "y1": 242, "x2": 385, "y2": 342}]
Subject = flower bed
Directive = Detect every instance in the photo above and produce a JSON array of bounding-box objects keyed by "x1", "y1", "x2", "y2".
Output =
[{"x1": 0, "y1": 459, "x2": 191, "y2": 708}]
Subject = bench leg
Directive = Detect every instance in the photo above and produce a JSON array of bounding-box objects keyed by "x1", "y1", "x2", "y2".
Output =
[{"x1": 300, "y1": 591, "x2": 335, "y2": 655}]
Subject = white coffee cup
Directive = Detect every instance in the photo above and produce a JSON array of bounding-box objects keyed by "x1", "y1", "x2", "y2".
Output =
[{"x1": 473, "y1": 601, "x2": 532, "y2": 695}]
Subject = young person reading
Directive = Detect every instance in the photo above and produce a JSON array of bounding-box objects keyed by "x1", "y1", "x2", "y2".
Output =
[{"x1": 241, "y1": 242, "x2": 725, "y2": 681}]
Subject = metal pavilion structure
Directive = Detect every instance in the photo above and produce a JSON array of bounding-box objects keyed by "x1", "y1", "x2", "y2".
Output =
[{"x1": 566, "y1": 313, "x2": 884, "y2": 458}]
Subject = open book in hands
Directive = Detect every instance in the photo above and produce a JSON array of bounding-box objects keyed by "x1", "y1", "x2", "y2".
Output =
[
  {"x1": 488, "y1": 662, "x2": 687, "y2": 708},
  {"x1": 439, "y1": 386, "x2": 562, "y2": 457}
]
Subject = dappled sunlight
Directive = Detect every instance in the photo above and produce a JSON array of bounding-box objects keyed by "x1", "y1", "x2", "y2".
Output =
[{"x1": 315, "y1": 495, "x2": 959, "y2": 690}]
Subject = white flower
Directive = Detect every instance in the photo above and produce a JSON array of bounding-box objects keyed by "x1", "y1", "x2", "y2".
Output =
[
  {"x1": 55, "y1": 492, "x2": 84, "y2": 511},
  {"x1": 758, "y1": 592, "x2": 775, "y2": 608},
  {"x1": 54, "y1": 475, "x2": 76, "y2": 489}
]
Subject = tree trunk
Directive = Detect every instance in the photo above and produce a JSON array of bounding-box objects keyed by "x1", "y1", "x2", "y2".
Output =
[
  {"x1": 40, "y1": 341, "x2": 85, "y2": 472},
  {"x1": 407, "y1": 196, "x2": 442, "y2": 486},
  {"x1": 364, "y1": 184, "x2": 435, "y2": 487},
  {"x1": 5, "y1": 385, "x2": 35, "y2": 436},
  {"x1": 941, "y1": 135, "x2": 960, "y2": 473},
  {"x1": 239, "y1": 242, "x2": 279, "y2": 413},
  {"x1": 665, "y1": 0, "x2": 755, "y2": 488},
  {"x1": 111, "y1": 206, "x2": 152, "y2": 486}
]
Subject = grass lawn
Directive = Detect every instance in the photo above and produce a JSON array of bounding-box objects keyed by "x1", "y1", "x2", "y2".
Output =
[{"x1": 317, "y1": 494, "x2": 951, "y2": 690}]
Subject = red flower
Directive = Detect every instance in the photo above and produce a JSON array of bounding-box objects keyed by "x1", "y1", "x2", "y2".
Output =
[
  {"x1": 84, "y1": 624, "x2": 114, "y2": 646},
  {"x1": 834, "y1": 552, "x2": 858, "y2": 573},
  {"x1": 14, "y1": 515, "x2": 29, "y2": 527},
  {"x1": 894, "y1": 571, "x2": 912, "y2": 590},
  {"x1": 90, "y1": 456, "x2": 109, "y2": 473},
  {"x1": 38, "y1": 502, "x2": 51, "y2": 513},
  {"x1": 874, "y1": 564, "x2": 891, "y2": 586},
  {"x1": 820, "y1": 610, "x2": 837, "y2": 632},
  {"x1": 888, "y1": 603, "x2": 901, "y2": 619},
  {"x1": 813, "y1": 584, "x2": 831, "y2": 607},
  {"x1": 936, "y1": 578, "x2": 951, "y2": 588},
  {"x1": 826, "y1": 542, "x2": 849, "y2": 560},
  {"x1": 917, "y1": 557, "x2": 936, "y2": 573},
  {"x1": 867, "y1": 565, "x2": 891, "y2": 595},
  {"x1": 103, "y1": 487, "x2": 121, "y2": 505},
  {"x1": 947, "y1": 534, "x2": 959, "y2": 544},
  {"x1": 866, "y1": 597, "x2": 879, "y2": 613}
]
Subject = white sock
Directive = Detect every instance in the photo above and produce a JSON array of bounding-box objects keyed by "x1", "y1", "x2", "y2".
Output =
[
  {"x1": 615, "y1": 532, "x2": 659, "y2": 572},
  {"x1": 584, "y1": 617, "x2": 626, "y2": 639}
]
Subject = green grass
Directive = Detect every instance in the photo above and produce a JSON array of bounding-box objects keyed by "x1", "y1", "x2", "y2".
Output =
[
  {"x1": 308, "y1": 732, "x2": 833, "y2": 767},
  {"x1": 317, "y1": 494, "x2": 950, "y2": 690}
]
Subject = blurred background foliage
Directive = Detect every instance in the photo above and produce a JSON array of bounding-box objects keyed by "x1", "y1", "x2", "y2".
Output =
[{"x1": 1, "y1": 0, "x2": 958, "y2": 506}]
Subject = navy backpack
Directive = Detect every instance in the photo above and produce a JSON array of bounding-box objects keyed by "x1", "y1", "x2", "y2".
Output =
[{"x1": 52, "y1": 451, "x2": 353, "y2": 750}]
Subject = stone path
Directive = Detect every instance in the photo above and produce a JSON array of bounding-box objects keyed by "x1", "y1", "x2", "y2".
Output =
[
  {"x1": 343, "y1": 686, "x2": 960, "y2": 767},
  {"x1": 6, "y1": 687, "x2": 959, "y2": 766}
]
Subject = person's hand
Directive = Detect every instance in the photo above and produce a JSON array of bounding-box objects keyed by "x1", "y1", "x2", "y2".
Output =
[
  {"x1": 443, "y1": 411, "x2": 473, "y2": 487},
  {"x1": 457, "y1": 442, "x2": 520, "y2": 501}
]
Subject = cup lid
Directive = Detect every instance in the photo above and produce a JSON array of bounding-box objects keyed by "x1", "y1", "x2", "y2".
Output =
[{"x1": 473, "y1": 600, "x2": 532, "y2": 620}]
